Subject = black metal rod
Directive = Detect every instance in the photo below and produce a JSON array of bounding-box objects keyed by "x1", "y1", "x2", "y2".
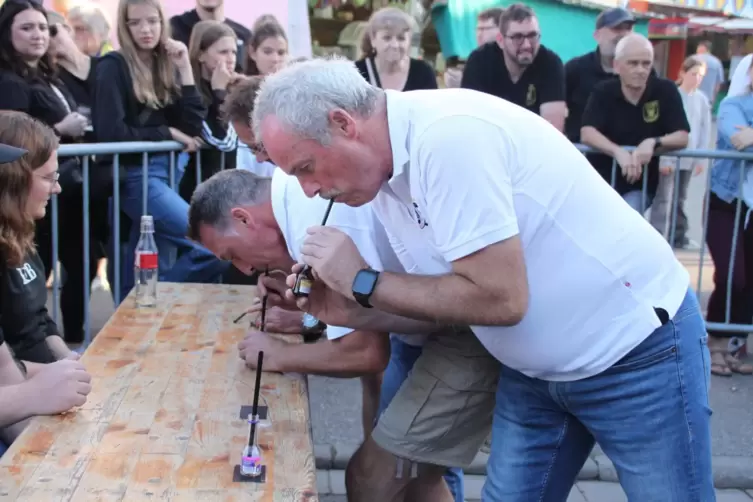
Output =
[
  {"x1": 248, "y1": 350, "x2": 264, "y2": 447},
  {"x1": 321, "y1": 198, "x2": 335, "y2": 225},
  {"x1": 260, "y1": 268, "x2": 269, "y2": 331}
]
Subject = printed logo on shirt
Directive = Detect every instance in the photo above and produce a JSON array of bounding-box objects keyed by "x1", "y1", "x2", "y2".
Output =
[
  {"x1": 16, "y1": 263, "x2": 37, "y2": 285},
  {"x1": 413, "y1": 202, "x2": 428, "y2": 229},
  {"x1": 643, "y1": 100, "x2": 660, "y2": 123},
  {"x1": 526, "y1": 84, "x2": 537, "y2": 107}
]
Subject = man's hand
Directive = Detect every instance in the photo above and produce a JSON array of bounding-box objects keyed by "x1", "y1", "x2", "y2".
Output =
[
  {"x1": 247, "y1": 302, "x2": 304, "y2": 334},
  {"x1": 731, "y1": 125, "x2": 753, "y2": 150},
  {"x1": 633, "y1": 138, "x2": 656, "y2": 166},
  {"x1": 26, "y1": 359, "x2": 92, "y2": 415},
  {"x1": 258, "y1": 272, "x2": 299, "y2": 311},
  {"x1": 238, "y1": 330, "x2": 286, "y2": 372},
  {"x1": 659, "y1": 163, "x2": 673, "y2": 176},
  {"x1": 299, "y1": 226, "x2": 369, "y2": 298},
  {"x1": 614, "y1": 148, "x2": 642, "y2": 184},
  {"x1": 285, "y1": 263, "x2": 366, "y2": 327}
]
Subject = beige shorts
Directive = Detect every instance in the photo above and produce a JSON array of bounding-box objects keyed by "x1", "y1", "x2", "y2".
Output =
[{"x1": 372, "y1": 327, "x2": 499, "y2": 468}]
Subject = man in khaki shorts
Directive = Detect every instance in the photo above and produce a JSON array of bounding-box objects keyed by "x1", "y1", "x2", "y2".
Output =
[
  {"x1": 356, "y1": 326, "x2": 499, "y2": 501},
  {"x1": 187, "y1": 76, "x2": 498, "y2": 499}
]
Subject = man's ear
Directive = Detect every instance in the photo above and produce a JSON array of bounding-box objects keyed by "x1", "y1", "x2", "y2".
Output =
[
  {"x1": 329, "y1": 109, "x2": 358, "y2": 139},
  {"x1": 230, "y1": 207, "x2": 253, "y2": 227}
]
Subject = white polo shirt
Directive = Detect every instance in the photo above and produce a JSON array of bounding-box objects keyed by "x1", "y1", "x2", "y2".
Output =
[
  {"x1": 371, "y1": 88, "x2": 691, "y2": 382},
  {"x1": 270, "y1": 169, "x2": 427, "y2": 345}
]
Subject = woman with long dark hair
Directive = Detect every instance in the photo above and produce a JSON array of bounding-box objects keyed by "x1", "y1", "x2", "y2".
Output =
[
  {"x1": 92, "y1": 0, "x2": 228, "y2": 303},
  {"x1": 0, "y1": 0, "x2": 103, "y2": 345}
]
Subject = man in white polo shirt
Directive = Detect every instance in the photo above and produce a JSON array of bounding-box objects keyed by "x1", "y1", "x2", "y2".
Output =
[
  {"x1": 252, "y1": 57, "x2": 714, "y2": 502},
  {"x1": 187, "y1": 168, "x2": 496, "y2": 502}
]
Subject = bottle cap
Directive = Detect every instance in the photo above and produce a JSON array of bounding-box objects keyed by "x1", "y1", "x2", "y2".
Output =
[{"x1": 140, "y1": 215, "x2": 154, "y2": 233}]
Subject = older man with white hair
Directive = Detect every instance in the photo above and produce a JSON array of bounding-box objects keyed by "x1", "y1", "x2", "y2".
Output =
[
  {"x1": 251, "y1": 56, "x2": 714, "y2": 501},
  {"x1": 580, "y1": 33, "x2": 690, "y2": 213}
]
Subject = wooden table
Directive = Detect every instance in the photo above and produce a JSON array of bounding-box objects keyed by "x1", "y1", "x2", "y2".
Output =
[{"x1": 0, "y1": 283, "x2": 318, "y2": 501}]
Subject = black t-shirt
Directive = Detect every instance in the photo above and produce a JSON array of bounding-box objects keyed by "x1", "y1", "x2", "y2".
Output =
[
  {"x1": 581, "y1": 76, "x2": 690, "y2": 197},
  {"x1": 170, "y1": 10, "x2": 250, "y2": 73},
  {"x1": 460, "y1": 42, "x2": 565, "y2": 114},
  {"x1": 1, "y1": 252, "x2": 58, "y2": 363},
  {"x1": 565, "y1": 48, "x2": 659, "y2": 142},
  {"x1": 354, "y1": 57, "x2": 438, "y2": 91}
]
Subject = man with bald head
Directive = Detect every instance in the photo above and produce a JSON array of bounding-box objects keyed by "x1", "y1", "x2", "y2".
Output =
[{"x1": 580, "y1": 33, "x2": 690, "y2": 213}]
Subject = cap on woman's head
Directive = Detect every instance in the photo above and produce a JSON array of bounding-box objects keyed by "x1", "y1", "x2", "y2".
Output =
[{"x1": 0, "y1": 143, "x2": 27, "y2": 164}]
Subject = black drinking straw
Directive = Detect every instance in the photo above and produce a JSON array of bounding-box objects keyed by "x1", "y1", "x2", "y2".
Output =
[
  {"x1": 321, "y1": 198, "x2": 335, "y2": 225},
  {"x1": 259, "y1": 267, "x2": 269, "y2": 331},
  {"x1": 248, "y1": 350, "x2": 264, "y2": 447}
]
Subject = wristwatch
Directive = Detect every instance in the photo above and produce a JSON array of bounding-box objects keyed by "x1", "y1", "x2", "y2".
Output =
[
  {"x1": 653, "y1": 136, "x2": 663, "y2": 149},
  {"x1": 301, "y1": 313, "x2": 326, "y2": 343},
  {"x1": 352, "y1": 268, "x2": 380, "y2": 308}
]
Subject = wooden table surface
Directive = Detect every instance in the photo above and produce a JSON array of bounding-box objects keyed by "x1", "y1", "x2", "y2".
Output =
[{"x1": 0, "y1": 283, "x2": 318, "y2": 501}]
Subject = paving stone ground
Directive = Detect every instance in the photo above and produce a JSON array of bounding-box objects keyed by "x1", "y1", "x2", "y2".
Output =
[{"x1": 318, "y1": 483, "x2": 753, "y2": 502}]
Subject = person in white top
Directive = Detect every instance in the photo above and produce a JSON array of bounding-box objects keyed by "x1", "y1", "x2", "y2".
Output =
[
  {"x1": 252, "y1": 57, "x2": 714, "y2": 502},
  {"x1": 221, "y1": 76, "x2": 278, "y2": 176},
  {"x1": 651, "y1": 55, "x2": 713, "y2": 247},
  {"x1": 187, "y1": 167, "x2": 497, "y2": 502}
]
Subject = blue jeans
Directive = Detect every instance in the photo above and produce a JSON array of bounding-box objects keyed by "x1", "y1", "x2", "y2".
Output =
[
  {"x1": 378, "y1": 337, "x2": 465, "y2": 502},
  {"x1": 482, "y1": 289, "x2": 714, "y2": 502},
  {"x1": 111, "y1": 154, "x2": 228, "y2": 302}
]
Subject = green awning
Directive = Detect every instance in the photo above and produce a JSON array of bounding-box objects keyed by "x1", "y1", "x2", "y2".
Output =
[{"x1": 432, "y1": 0, "x2": 649, "y2": 62}]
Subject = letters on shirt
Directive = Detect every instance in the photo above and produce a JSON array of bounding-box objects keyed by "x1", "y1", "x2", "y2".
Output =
[{"x1": 16, "y1": 263, "x2": 37, "y2": 286}]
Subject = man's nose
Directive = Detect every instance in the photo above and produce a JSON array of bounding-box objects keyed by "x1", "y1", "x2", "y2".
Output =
[{"x1": 301, "y1": 180, "x2": 320, "y2": 198}]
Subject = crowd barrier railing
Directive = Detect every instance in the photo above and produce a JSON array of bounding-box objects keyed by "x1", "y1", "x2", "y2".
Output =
[{"x1": 48, "y1": 142, "x2": 752, "y2": 349}]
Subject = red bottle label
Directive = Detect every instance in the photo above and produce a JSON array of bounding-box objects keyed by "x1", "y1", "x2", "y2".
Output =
[{"x1": 137, "y1": 252, "x2": 158, "y2": 270}]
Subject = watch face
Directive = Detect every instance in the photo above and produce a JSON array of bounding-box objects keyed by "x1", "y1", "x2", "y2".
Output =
[
  {"x1": 353, "y1": 269, "x2": 378, "y2": 295},
  {"x1": 302, "y1": 313, "x2": 320, "y2": 329}
]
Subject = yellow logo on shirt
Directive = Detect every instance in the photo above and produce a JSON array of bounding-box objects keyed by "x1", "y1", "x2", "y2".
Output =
[
  {"x1": 526, "y1": 84, "x2": 537, "y2": 107},
  {"x1": 643, "y1": 100, "x2": 660, "y2": 123}
]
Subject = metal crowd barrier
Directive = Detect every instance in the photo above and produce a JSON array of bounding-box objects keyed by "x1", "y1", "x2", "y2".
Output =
[{"x1": 49, "y1": 142, "x2": 752, "y2": 350}]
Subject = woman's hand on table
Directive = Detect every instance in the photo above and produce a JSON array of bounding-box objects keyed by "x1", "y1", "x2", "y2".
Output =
[
  {"x1": 238, "y1": 330, "x2": 285, "y2": 372},
  {"x1": 26, "y1": 359, "x2": 91, "y2": 415}
]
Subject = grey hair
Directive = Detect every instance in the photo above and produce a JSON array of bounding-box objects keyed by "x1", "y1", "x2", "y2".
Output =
[
  {"x1": 187, "y1": 170, "x2": 272, "y2": 241},
  {"x1": 251, "y1": 55, "x2": 382, "y2": 145},
  {"x1": 67, "y1": 4, "x2": 111, "y2": 39}
]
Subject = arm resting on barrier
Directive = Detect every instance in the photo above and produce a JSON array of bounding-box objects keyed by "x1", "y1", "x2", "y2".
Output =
[
  {"x1": 580, "y1": 126, "x2": 622, "y2": 157},
  {"x1": 92, "y1": 54, "x2": 173, "y2": 143}
]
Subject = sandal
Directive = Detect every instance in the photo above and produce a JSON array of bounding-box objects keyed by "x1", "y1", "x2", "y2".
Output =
[
  {"x1": 724, "y1": 353, "x2": 753, "y2": 375},
  {"x1": 710, "y1": 348, "x2": 732, "y2": 377}
]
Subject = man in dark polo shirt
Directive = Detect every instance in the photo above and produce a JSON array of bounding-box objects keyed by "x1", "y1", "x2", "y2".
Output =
[
  {"x1": 580, "y1": 33, "x2": 689, "y2": 213},
  {"x1": 564, "y1": 8, "x2": 636, "y2": 142},
  {"x1": 460, "y1": 3, "x2": 567, "y2": 132},
  {"x1": 170, "y1": 0, "x2": 251, "y2": 73}
]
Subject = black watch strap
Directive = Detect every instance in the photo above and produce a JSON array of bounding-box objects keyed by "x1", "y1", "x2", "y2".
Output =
[{"x1": 352, "y1": 268, "x2": 380, "y2": 308}]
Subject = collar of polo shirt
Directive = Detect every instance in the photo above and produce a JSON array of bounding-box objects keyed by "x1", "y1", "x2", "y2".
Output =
[{"x1": 385, "y1": 90, "x2": 411, "y2": 187}]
